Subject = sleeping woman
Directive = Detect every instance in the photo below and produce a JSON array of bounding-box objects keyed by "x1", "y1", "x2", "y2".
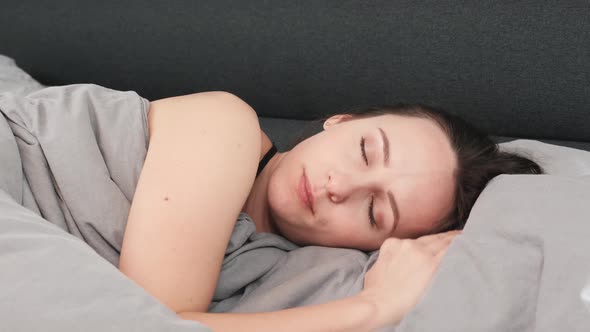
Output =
[{"x1": 118, "y1": 91, "x2": 542, "y2": 331}]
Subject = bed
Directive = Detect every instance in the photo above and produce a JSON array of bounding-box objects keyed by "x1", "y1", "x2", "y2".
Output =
[{"x1": 1, "y1": 1, "x2": 589, "y2": 331}]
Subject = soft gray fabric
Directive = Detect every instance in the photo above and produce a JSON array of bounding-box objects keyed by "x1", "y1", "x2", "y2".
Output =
[
  {"x1": 583, "y1": 282, "x2": 590, "y2": 312},
  {"x1": 0, "y1": 189, "x2": 210, "y2": 332},
  {"x1": 210, "y1": 213, "x2": 300, "y2": 311},
  {"x1": 212, "y1": 239, "x2": 370, "y2": 313},
  {"x1": 499, "y1": 139, "x2": 590, "y2": 176},
  {"x1": 0, "y1": 55, "x2": 45, "y2": 95},
  {"x1": 0, "y1": 83, "x2": 150, "y2": 266}
]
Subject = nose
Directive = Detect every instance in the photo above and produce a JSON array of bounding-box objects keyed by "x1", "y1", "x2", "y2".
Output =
[{"x1": 325, "y1": 169, "x2": 378, "y2": 203}]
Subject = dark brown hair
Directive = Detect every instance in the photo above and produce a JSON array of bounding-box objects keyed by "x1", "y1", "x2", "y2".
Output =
[{"x1": 287, "y1": 103, "x2": 543, "y2": 233}]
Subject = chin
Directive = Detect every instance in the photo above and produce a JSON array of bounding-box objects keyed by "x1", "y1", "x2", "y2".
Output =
[
  {"x1": 267, "y1": 193, "x2": 313, "y2": 246},
  {"x1": 267, "y1": 209, "x2": 303, "y2": 244}
]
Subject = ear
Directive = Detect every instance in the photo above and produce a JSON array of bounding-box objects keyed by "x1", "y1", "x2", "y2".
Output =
[{"x1": 323, "y1": 114, "x2": 354, "y2": 130}]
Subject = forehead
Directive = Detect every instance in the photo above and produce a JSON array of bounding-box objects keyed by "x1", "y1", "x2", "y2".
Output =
[
  {"x1": 383, "y1": 113, "x2": 452, "y2": 161},
  {"x1": 362, "y1": 113, "x2": 442, "y2": 131},
  {"x1": 355, "y1": 114, "x2": 451, "y2": 152},
  {"x1": 369, "y1": 113, "x2": 456, "y2": 176}
]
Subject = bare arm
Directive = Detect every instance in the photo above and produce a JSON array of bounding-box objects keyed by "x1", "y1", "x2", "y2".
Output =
[
  {"x1": 119, "y1": 91, "x2": 262, "y2": 313},
  {"x1": 179, "y1": 295, "x2": 379, "y2": 332},
  {"x1": 178, "y1": 232, "x2": 460, "y2": 332}
]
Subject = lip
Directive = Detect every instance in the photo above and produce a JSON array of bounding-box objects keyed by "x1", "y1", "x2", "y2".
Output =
[{"x1": 298, "y1": 171, "x2": 315, "y2": 214}]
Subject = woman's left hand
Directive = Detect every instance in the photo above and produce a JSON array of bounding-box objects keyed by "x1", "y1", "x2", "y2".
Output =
[{"x1": 360, "y1": 230, "x2": 460, "y2": 327}]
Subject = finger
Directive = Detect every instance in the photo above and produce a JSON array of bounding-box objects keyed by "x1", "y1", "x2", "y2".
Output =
[
  {"x1": 421, "y1": 233, "x2": 449, "y2": 253},
  {"x1": 416, "y1": 230, "x2": 460, "y2": 246},
  {"x1": 426, "y1": 234, "x2": 455, "y2": 255},
  {"x1": 418, "y1": 230, "x2": 460, "y2": 242}
]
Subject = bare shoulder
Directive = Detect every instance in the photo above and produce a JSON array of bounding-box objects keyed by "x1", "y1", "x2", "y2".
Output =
[
  {"x1": 149, "y1": 90, "x2": 272, "y2": 161},
  {"x1": 148, "y1": 91, "x2": 260, "y2": 141}
]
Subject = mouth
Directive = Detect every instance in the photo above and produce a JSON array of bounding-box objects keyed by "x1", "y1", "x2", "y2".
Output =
[{"x1": 298, "y1": 170, "x2": 315, "y2": 214}]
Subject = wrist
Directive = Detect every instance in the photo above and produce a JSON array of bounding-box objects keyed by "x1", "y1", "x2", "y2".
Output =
[{"x1": 356, "y1": 290, "x2": 403, "y2": 330}]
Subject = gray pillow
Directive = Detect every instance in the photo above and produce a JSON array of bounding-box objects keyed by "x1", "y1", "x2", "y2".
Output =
[{"x1": 500, "y1": 139, "x2": 590, "y2": 176}]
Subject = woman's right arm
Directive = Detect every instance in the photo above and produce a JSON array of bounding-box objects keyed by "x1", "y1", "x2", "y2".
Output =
[{"x1": 119, "y1": 91, "x2": 262, "y2": 313}]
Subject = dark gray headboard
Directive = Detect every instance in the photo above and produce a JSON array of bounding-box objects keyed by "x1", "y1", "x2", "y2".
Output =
[{"x1": 1, "y1": 1, "x2": 589, "y2": 145}]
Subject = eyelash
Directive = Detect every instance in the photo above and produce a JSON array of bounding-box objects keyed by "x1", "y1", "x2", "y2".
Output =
[{"x1": 360, "y1": 137, "x2": 377, "y2": 227}]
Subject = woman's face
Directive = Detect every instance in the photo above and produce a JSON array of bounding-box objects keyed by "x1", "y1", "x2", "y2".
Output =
[{"x1": 266, "y1": 113, "x2": 457, "y2": 251}]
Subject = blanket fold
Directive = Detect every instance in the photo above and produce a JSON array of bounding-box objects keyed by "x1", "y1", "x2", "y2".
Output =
[{"x1": 1, "y1": 84, "x2": 150, "y2": 265}]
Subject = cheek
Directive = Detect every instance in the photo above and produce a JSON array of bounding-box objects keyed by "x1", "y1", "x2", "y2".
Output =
[
  {"x1": 266, "y1": 173, "x2": 283, "y2": 205},
  {"x1": 320, "y1": 207, "x2": 367, "y2": 237}
]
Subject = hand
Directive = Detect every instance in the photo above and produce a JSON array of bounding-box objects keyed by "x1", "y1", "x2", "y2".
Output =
[{"x1": 359, "y1": 230, "x2": 460, "y2": 328}]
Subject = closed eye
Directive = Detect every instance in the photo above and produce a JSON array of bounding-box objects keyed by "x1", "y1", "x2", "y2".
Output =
[
  {"x1": 360, "y1": 136, "x2": 377, "y2": 227},
  {"x1": 368, "y1": 196, "x2": 377, "y2": 227}
]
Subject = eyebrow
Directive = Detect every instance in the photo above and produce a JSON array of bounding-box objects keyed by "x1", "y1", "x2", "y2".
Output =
[
  {"x1": 378, "y1": 127, "x2": 390, "y2": 167},
  {"x1": 387, "y1": 191, "x2": 400, "y2": 234},
  {"x1": 378, "y1": 127, "x2": 400, "y2": 233}
]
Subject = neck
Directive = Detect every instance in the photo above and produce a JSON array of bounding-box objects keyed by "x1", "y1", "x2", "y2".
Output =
[{"x1": 241, "y1": 152, "x2": 285, "y2": 234}]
